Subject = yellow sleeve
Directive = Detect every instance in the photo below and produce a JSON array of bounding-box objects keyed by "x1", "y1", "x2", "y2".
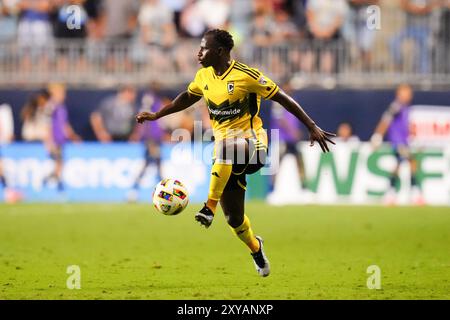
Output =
[
  {"x1": 247, "y1": 70, "x2": 279, "y2": 100},
  {"x1": 187, "y1": 70, "x2": 203, "y2": 97}
]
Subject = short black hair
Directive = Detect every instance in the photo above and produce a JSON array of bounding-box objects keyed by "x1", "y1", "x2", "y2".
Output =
[{"x1": 204, "y1": 29, "x2": 234, "y2": 52}]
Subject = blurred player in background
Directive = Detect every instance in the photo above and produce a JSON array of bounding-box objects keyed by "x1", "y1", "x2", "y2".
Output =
[
  {"x1": 136, "y1": 29, "x2": 335, "y2": 277},
  {"x1": 270, "y1": 83, "x2": 308, "y2": 193},
  {"x1": 127, "y1": 85, "x2": 165, "y2": 202},
  {"x1": 0, "y1": 102, "x2": 22, "y2": 203},
  {"x1": 43, "y1": 83, "x2": 82, "y2": 192},
  {"x1": 0, "y1": 103, "x2": 14, "y2": 189},
  {"x1": 371, "y1": 84, "x2": 424, "y2": 205},
  {"x1": 19, "y1": 89, "x2": 52, "y2": 199}
]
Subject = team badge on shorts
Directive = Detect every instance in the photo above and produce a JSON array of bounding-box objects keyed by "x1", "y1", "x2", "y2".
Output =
[{"x1": 227, "y1": 81, "x2": 235, "y2": 94}]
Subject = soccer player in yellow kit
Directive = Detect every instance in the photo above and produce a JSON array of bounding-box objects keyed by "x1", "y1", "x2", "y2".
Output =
[{"x1": 136, "y1": 29, "x2": 335, "y2": 277}]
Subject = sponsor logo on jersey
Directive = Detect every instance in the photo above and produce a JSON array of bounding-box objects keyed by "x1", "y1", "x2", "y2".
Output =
[{"x1": 207, "y1": 95, "x2": 251, "y2": 123}]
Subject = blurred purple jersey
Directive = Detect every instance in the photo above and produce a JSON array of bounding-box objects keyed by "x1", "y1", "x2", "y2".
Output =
[
  {"x1": 52, "y1": 103, "x2": 68, "y2": 146},
  {"x1": 139, "y1": 92, "x2": 164, "y2": 142},
  {"x1": 272, "y1": 105, "x2": 300, "y2": 143},
  {"x1": 385, "y1": 101, "x2": 410, "y2": 147}
]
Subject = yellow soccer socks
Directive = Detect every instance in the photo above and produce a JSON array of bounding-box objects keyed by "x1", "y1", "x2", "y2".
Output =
[
  {"x1": 207, "y1": 159, "x2": 232, "y2": 212},
  {"x1": 231, "y1": 215, "x2": 260, "y2": 253}
]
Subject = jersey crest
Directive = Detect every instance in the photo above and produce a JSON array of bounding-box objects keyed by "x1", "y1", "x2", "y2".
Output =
[{"x1": 227, "y1": 81, "x2": 234, "y2": 94}]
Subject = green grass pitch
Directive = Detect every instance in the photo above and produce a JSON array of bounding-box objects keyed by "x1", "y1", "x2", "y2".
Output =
[{"x1": 0, "y1": 203, "x2": 449, "y2": 300}]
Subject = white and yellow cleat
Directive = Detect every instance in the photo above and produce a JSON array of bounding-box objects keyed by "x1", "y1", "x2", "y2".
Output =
[{"x1": 251, "y1": 236, "x2": 270, "y2": 277}]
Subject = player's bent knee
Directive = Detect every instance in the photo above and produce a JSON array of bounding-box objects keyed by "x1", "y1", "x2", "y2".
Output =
[{"x1": 225, "y1": 214, "x2": 244, "y2": 229}]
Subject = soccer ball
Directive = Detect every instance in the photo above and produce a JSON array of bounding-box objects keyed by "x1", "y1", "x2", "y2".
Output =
[{"x1": 152, "y1": 178, "x2": 189, "y2": 215}]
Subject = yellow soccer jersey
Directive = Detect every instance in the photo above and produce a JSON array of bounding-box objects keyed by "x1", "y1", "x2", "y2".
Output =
[{"x1": 187, "y1": 60, "x2": 279, "y2": 145}]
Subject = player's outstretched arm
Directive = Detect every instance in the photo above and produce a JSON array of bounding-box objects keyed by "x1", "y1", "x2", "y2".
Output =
[
  {"x1": 136, "y1": 91, "x2": 201, "y2": 123},
  {"x1": 270, "y1": 89, "x2": 335, "y2": 153},
  {"x1": 370, "y1": 114, "x2": 391, "y2": 148},
  {"x1": 370, "y1": 101, "x2": 401, "y2": 148}
]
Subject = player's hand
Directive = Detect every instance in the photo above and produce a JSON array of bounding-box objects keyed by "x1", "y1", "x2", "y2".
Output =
[
  {"x1": 136, "y1": 111, "x2": 158, "y2": 124},
  {"x1": 370, "y1": 133, "x2": 383, "y2": 150},
  {"x1": 308, "y1": 125, "x2": 336, "y2": 153}
]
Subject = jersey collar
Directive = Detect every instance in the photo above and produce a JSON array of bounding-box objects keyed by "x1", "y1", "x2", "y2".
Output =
[{"x1": 216, "y1": 60, "x2": 235, "y2": 80}]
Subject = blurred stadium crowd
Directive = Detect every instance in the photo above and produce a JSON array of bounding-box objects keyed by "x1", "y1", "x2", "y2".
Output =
[{"x1": 0, "y1": 0, "x2": 449, "y2": 87}]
